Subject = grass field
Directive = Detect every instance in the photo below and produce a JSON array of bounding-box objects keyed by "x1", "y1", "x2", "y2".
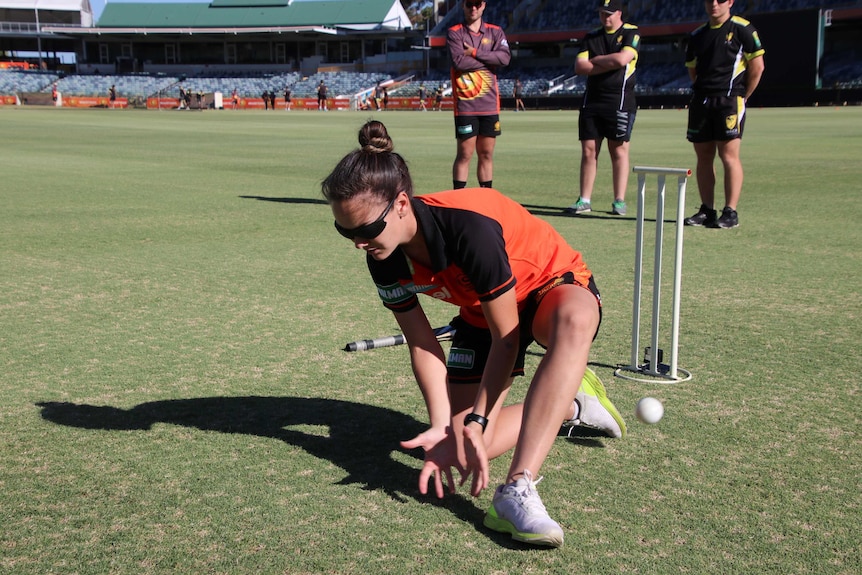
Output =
[{"x1": 1, "y1": 106, "x2": 860, "y2": 574}]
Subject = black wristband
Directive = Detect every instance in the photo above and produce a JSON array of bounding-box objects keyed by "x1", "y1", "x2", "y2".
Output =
[{"x1": 464, "y1": 413, "x2": 488, "y2": 432}]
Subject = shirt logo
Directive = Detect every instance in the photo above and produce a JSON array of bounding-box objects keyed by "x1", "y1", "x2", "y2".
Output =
[
  {"x1": 454, "y1": 70, "x2": 493, "y2": 100},
  {"x1": 752, "y1": 31, "x2": 762, "y2": 49},
  {"x1": 377, "y1": 282, "x2": 412, "y2": 305}
]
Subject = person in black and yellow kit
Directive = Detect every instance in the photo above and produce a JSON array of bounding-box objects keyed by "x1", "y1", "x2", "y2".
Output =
[
  {"x1": 565, "y1": 0, "x2": 639, "y2": 217},
  {"x1": 684, "y1": 0, "x2": 765, "y2": 229}
]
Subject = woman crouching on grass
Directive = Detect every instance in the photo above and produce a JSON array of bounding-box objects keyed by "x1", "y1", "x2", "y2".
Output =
[{"x1": 321, "y1": 120, "x2": 626, "y2": 548}]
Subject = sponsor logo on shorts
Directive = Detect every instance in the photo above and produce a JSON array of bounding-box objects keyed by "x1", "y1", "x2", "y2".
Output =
[
  {"x1": 457, "y1": 124, "x2": 474, "y2": 135},
  {"x1": 725, "y1": 114, "x2": 738, "y2": 130},
  {"x1": 447, "y1": 347, "x2": 475, "y2": 369}
]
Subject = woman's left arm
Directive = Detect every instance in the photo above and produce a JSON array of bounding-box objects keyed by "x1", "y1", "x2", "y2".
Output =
[{"x1": 461, "y1": 288, "x2": 520, "y2": 496}]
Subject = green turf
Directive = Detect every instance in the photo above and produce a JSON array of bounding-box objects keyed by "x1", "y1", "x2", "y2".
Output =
[{"x1": 1, "y1": 106, "x2": 860, "y2": 574}]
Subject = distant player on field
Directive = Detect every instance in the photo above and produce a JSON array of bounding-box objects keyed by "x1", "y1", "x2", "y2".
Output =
[
  {"x1": 447, "y1": 0, "x2": 510, "y2": 190},
  {"x1": 565, "y1": 0, "x2": 639, "y2": 217},
  {"x1": 684, "y1": 0, "x2": 765, "y2": 229}
]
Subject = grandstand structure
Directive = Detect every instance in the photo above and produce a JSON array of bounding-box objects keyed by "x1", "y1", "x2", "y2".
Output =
[
  {"x1": 2, "y1": 0, "x2": 862, "y2": 107},
  {"x1": 43, "y1": 0, "x2": 415, "y2": 76},
  {"x1": 0, "y1": 0, "x2": 91, "y2": 68}
]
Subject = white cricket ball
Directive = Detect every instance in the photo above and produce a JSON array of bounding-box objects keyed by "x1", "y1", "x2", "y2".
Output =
[{"x1": 636, "y1": 397, "x2": 664, "y2": 424}]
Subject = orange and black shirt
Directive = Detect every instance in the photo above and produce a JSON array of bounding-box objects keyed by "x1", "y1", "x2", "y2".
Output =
[{"x1": 367, "y1": 188, "x2": 592, "y2": 329}]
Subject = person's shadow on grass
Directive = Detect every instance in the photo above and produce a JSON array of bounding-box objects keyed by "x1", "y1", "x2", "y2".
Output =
[
  {"x1": 36, "y1": 396, "x2": 539, "y2": 544},
  {"x1": 35, "y1": 396, "x2": 434, "y2": 499},
  {"x1": 36, "y1": 395, "x2": 606, "y2": 549}
]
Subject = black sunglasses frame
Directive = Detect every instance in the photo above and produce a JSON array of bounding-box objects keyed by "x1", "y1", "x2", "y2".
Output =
[{"x1": 334, "y1": 195, "x2": 397, "y2": 240}]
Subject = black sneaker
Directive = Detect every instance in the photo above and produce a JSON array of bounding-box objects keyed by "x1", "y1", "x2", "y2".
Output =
[
  {"x1": 716, "y1": 206, "x2": 739, "y2": 229},
  {"x1": 683, "y1": 204, "x2": 717, "y2": 227}
]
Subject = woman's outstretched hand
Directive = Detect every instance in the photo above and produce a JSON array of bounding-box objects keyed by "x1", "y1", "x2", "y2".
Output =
[{"x1": 400, "y1": 427, "x2": 462, "y2": 499}]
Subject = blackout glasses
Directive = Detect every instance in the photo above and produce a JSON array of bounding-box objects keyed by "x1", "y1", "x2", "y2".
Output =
[
  {"x1": 334, "y1": 195, "x2": 397, "y2": 240},
  {"x1": 465, "y1": 1, "x2": 484, "y2": 8}
]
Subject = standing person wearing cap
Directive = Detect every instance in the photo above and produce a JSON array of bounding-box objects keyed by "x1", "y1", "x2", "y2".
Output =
[
  {"x1": 447, "y1": 0, "x2": 511, "y2": 190},
  {"x1": 565, "y1": 0, "x2": 639, "y2": 216},
  {"x1": 683, "y1": 0, "x2": 765, "y2": 229}
]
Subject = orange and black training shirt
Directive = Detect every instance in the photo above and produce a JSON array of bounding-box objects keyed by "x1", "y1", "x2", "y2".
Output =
[{"x1": 367, "y1": 188, "x2": 592, "y2": 329}]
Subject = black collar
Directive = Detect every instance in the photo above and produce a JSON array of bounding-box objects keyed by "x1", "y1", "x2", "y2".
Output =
[{"x1": 411, "y1": 198, "x2": 449, "y2": 274}]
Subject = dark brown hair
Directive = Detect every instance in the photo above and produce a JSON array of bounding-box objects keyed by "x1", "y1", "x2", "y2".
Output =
[{"x1": 321, "y1": 120, "x2": 414, "y2": 204}]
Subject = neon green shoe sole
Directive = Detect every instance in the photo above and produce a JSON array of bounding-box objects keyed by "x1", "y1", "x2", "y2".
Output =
[
  {"x1": 572, "y1": 367, "x2": 627, "y2": 438},
  {"x1": 483, "y1": 504, "x2": 564, "y2": 548}
]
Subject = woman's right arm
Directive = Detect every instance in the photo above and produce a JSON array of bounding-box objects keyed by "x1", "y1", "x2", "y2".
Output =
[
  {"x1": 394, "y1": 306, "x2": 451, "y2": 431},
  {"x1": 395, "y1": 306, "x2": 463, "y2": 497}
]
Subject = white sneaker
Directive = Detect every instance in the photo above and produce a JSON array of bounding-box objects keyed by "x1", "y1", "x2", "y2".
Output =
[
  {"x1": 562, "y1": 367, "x2": 627, "y2": 438},
  {"x1": 483, "y1": 470, "x2": 564, "y2": 547}
]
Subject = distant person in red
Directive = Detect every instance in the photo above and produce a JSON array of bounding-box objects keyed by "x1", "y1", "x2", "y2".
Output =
[{"x1": 447, "y1": 0, "x2": 510, "y2": 189}]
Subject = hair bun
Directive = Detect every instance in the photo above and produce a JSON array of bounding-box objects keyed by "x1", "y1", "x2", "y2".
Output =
[{"x1": 358, "y1": 120, "x2": 394, "y2": 153}]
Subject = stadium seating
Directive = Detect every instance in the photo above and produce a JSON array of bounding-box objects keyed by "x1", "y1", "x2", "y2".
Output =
[
  {"x1": 821, "y1": 49, "x2": 862, "y2": 88},
  {"x1": 0, "y1": 70, "x2": 60, "y2": 95},
  {"x1": 3, "y1": 0, "x2": 862, "y2": 100},
  {"x1": 288, "y1": 72, "x2": 392, "y2": 98},
  {"x1": 54, "y1": 74, "x2": 178, "y2": 99}
]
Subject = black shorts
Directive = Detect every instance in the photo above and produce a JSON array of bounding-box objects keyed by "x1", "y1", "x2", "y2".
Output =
[
  {"x1": 687, "y1": 95, "x2": 746, "y2": 143},
  {"x1": 579, "y1": 108, "x2": 636, "y2": 142},
  {"x1": 454, "y1": 115, "x2": 501, "y2": 140},
  {"x1": 446, "y1": 272, "x2": 602, "y2": 384}
]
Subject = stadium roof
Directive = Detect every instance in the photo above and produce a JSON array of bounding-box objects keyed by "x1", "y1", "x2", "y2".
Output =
[
  {"x1": 0, "y1": 0, "x2": 90, "y2": 10},
  {"x1": 1, "y1": 0, "x2": 94, "y2": 28},
  {"x1": 74, "y1": 0, "x2": 412, "y2": 34}
]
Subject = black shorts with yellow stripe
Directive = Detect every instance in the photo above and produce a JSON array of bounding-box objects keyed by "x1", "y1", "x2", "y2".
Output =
[{"x1": 687, "y1": 95, "x2": 746, "y2": 143}]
